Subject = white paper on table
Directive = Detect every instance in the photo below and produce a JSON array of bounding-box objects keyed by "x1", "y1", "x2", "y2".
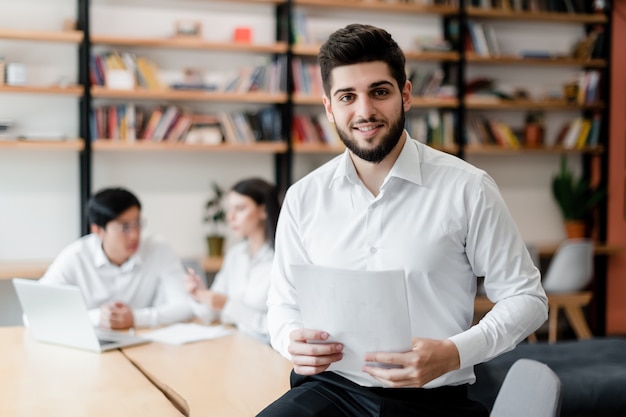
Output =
[
  {"x1": 291, "y1": 264, "x2": 413, "y2": 374},
  {"x1": 142, "y1": 323, "x2": 233, "y2": 345}
]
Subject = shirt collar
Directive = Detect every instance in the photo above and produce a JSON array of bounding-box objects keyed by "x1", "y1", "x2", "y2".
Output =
[{"x1": 330, "y1": 132, "x2": 423, "y2": 188}]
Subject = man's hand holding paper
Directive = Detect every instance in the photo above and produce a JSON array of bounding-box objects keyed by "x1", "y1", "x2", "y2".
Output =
[{"x1": 291, "y1": 264, "x2": 413, "y2": 385}]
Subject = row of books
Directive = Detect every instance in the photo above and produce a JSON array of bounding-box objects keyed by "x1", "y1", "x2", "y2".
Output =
[
  {"x1": 90, "y1": 51, "x2": 287, "y2": 94},
  {"x1": 465, "y1": 117, "x2": 522, "y2": 148},
  {"x1": 408, "y1": 68, "x2": 448, "y2": 98},
  {"x1": 465, "y1": 22, "x2": 500, "y2": 57},
  {"x1": 218, "y1": 57, "x2": 287, "y2": 94},
  {"x1": 406, "y1": 111, "x2": 456, "y2": 148},
  {"x1": 90, "y1": 104, "x2": 282, "y2": 144},
  {"x1": 573, "y1": 70, "x2": 602, "y2": 105},
  {"x1": 555, "y1": 114, "x2": 602, "y2": 149},
  {"x1": 465, "y1": 114, "x2": 602, "y2": 149},
  {"x1": 291, "y1": 58, "x2": 323, "y2": 96},
  {"x1": 572, "y1": 26, "x2": 606, "y2": 61},
  {"x1": 291, "y1": 114, "x2": 340, "y2": 146},
  {"x1": 469, "y1": 0, "x2": 593, "y2": 13}
]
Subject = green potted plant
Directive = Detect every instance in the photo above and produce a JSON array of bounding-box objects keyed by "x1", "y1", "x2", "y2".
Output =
[
  {"x1": 204, "y1": 181, "x2": 226, "y2": 257},
  {"x1": 551, "y1": 155, "x2": 606, "y2": 238}
]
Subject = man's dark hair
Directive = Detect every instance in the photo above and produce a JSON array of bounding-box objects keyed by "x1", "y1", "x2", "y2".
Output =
[
  {"x1": 231, "y1": 178, "x2": 280, "y2": 249},
  {"x1": 87, "y1": 187, "x2": 141, "y2": 228},
  {"x1": 318, "y1": 23, "x2": 407, "y2": 97}
]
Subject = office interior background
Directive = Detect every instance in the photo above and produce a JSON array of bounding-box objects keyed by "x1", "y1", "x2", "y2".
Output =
[{"x1": 0, "y1": 0, "x2": 624, "y2": 334}]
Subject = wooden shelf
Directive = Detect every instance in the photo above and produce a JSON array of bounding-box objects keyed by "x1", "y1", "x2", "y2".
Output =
[
  {"x1": 91, "y1": 35, "x2": 288, "y2": 54},
  {"x1": 412, "y1": 96, "x2": 459, "y2": 108},
  {"x1": 466, "y1": 54, "x2": 606, "y2": 68},
  {"x1": 464, "y1": 145, "x2": 604, "y2": 155},
  {"x1": 0, "y1": 28, "x2": 83, "y2": 43},
  {"x1": 91, "y1": 86, "x2": 287, "y2": 103},
  {"x1": 0, "y1": 140, "x2": 83, "y2": 150},
  {"x1": 0, "y1": 85, "x2": 84, "y2": 96},
  {"x1": 92, "y1": 140, "x2": 287, "y2": 153},
  {"x1": 294, "y1": 0, "x2": 458, "y2": 15},
  {"x1": 292, "y1": 43, "x2": 459, "y2": 62},
  {"x1": 466, "y1": 7, "x2": 608, "y2": 24},
  {"x1": 465, "y1": 98, "x2": 604, "y2": 110},
  {"x1": 293, "y1": 143, "x2": 345, "y2": 154}
]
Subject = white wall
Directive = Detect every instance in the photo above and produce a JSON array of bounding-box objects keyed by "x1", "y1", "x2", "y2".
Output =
[
  {"x1": 0, "y1": 0, "x2": 584, "y2": 262},
  {"x1": 0, "y1": 0, "x2": 80, "y2": 261}
]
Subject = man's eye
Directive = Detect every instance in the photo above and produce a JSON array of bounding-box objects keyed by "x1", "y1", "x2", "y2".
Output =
[
  {"x1": 339, "y1": 94, "x2": 354, "y2": 103},
  {"x1": 373, "y1": 89, "x2": 389, "y2": 98}
]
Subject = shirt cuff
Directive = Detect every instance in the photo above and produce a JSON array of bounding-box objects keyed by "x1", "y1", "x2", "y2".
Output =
[
  {"x1": 132, "y1": 308, "x2": 157, "y2": 327},
  {"x1": 448, "y1": 325, "x2": 488, "y2": 369}
]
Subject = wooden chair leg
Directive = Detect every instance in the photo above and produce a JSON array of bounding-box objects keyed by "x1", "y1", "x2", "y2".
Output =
[
  {"x1": 548, "y1": 306, "x2": 559, "y2": 344},
  {"x1": 527, "y1": 332, "x2": 537, "y2": 344},
  {"x1": 563, "y1": 306, "x2": 593, "y2": 340}
]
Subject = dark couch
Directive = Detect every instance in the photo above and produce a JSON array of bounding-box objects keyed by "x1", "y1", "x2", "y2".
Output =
[{"x1": 468, "y1": 338, "x2": 626, "y2": 417}]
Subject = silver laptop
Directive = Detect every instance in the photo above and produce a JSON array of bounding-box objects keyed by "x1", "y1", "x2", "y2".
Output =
[{"x1": 12, "y1": 278, "x2": 148, "y2": 353}]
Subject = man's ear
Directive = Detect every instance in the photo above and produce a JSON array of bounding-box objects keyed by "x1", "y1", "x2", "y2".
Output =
[
  {"x1": 90, "y1": 223, "x2": 103, "y2": 235},
  {"x1": 402, "y1": 80, "x2": 412, "y2": 112},
  {"x1": 322, "y1": 95, "x2": 334, "y2": 123}
]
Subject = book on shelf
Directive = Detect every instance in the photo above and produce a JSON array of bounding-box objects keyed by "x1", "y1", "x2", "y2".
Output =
[
  {"x1": 142, "y1": 107, "x2": 164, "y2": 140},
  {"x1": 314, "y1": 114, "x2": 340, "y2": 146},
  {"x1": 165, "y1": 113, "x2": 193, "y2": 142},
  {"x1": 151, "y1": 105, "x2": 180, "y2": 141}
]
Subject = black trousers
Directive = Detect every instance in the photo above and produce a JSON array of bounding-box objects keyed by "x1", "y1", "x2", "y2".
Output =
[{"x1": 257, "y1": 370, "x2": 489, "y2": 417}]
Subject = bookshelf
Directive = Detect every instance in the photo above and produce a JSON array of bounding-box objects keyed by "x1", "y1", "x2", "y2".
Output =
[
  {"x1": 0, "y1": 0, "x2": 611, "y2": 290},
  {"x1": 85, "y1": 0, "x2": 290, "y2": 258}
]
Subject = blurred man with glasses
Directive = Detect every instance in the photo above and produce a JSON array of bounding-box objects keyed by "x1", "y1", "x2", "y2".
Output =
[{"x1": 39, "y1": 187, "x2": 194, "y2": 330}]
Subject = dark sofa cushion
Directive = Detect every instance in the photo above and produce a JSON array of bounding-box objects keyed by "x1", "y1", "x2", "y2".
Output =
[{"x1": 468, "y1": 338, "x2": 626, "y2": 416}]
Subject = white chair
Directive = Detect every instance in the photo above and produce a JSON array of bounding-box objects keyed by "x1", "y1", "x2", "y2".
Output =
[
  {"x1": 540, "y1": 239, "x2": 594, "y2": 343},
  {"x1": 490, "y1": 358, "x2": 562, "y2": 417}
]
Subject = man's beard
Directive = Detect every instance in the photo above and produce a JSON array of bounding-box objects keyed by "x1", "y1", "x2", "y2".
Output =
[{"x1": 335, "y1": 111, "x2": 405, "y2": 164}]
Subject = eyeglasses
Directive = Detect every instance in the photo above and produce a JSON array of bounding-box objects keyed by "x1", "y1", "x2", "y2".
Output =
[{"x1": 107, "y1": 219, "x2": 145, "y2": 234}]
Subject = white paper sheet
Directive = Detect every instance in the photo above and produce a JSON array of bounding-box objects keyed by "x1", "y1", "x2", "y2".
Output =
[
  {"x1": 142, "y1": 323, "x2": 233, "y2": 345},
  {"x1": 291, "y1": 264, "x2": 412, "y2": 374}
]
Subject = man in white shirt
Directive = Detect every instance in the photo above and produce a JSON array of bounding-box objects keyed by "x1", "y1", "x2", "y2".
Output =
[
  {"x1": 40, "y1": 187, "x2": 193, "y2": 329},
  {"x1": 259, "y1": 24, "x2": 548, "y2": 417}
]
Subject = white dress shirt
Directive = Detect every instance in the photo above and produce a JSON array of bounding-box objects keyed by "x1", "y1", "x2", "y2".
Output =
[
  {"x1": 191, "y1": 241, "x2": 273, "y2": 343},
  {"x1": 40, "y1": 233, "x2": 194, "y2": 327},
  {"x1": 267, "y1": 135, "x2": 548, "y2": 387}
]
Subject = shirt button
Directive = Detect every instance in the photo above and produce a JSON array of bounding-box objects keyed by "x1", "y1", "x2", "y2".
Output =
[{"x1": 370, "y1": 247, "x2": 377, "y2": 254}]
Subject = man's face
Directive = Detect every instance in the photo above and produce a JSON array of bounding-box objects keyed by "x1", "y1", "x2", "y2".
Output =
[
  {"x1": 94, "y1": 206, "x2": 142, "y2": 264},
  {"x1": 322, "y1": 61, "x2": 411, "y2": 164}
]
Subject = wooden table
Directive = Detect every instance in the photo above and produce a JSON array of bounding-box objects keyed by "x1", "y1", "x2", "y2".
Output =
[
  {"x1": 0, "y1": 327, "x2": 183, "y2": 417},
  {"x1": 122, "y1": 332, "x2": 292, "y2": 417}
]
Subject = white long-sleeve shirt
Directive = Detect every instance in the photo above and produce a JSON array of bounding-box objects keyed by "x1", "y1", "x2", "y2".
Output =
[
  {"x1": 267, "y1": 135, "x2": 548, "y2": 387},
  {"x1": 191, "y1": 241, "x2": 273, "y2": 343},
  {"x1": 40, "y1": 233, "x2": 194, "y2": 327}
]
